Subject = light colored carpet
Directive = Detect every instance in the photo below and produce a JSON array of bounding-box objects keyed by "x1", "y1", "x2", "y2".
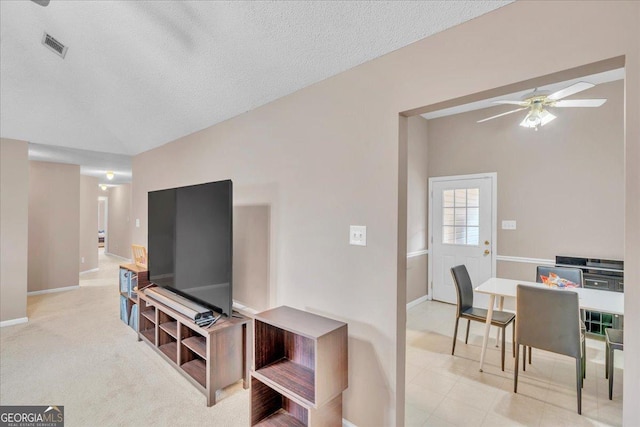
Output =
[
  {"x1": 78, "y1": 248, "x2": 125, "y2": 287},
  {"x1": 0, "y1": 250, "x2": 249, "y2": 427}
]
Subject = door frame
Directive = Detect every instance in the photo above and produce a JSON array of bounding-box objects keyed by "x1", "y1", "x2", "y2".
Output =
[{"x1": 427, "y1": 172, "x2": 498, "y2": 299}]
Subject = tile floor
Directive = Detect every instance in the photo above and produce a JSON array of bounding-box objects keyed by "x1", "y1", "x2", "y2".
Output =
[{"x1": 406, "y1": 300, "x2": 623, "y2": 427}]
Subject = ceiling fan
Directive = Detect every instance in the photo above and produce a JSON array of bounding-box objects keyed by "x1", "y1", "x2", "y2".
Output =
[{"x1": 477, "y1": 81, "x2": 607, "y2": 130}]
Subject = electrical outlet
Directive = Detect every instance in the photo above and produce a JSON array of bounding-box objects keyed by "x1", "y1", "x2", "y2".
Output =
[
  {"x1": 81, "y1": 257, "x2": 85, "y2": 263},
  {"x1": 502, "y1": 220, "x2": 517, "y2": 230},
  {"x1": 349, "y1": 225, "x2": 367, "y2": 246},
  {"x1": 135, "y1": 218, "x2": 140, "y2": 228}
]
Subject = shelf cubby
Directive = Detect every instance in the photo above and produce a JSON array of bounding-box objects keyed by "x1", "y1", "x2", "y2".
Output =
[
  {"x1": 140, "y1": 328, "x2": 155, "y2": 344},
  {"x1": 182, "y1": 335, "x2": 207, "y2": 359},
  {"x1": 251, "y1": 376, "x2": 307, "y2": 427},
  {"x1": 138, "y1": 297, "x2": 156, "y2": 344},
  {"x1": 159, "y1": 320, "x2": 178, "y2": 339},
  {"x1": 141, "y1": 307, "x2": 156, "y2": 323},
  {"x1": 255, "y1": 357, "x2": 315, "y2": 405},
  {"x1": 159, "y1": 341, "x2": 178, "y2": 364},
  {"x1": 251, "y1": 306, "x2": 348, "y2": 426},
  {"x1": 181, "y1": 358, "x2": 207, "y2": 388}
]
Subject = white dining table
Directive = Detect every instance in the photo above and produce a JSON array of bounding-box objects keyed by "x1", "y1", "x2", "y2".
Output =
[{"x1": 474, "y1": 277, "x2": 625, "y2": 372}]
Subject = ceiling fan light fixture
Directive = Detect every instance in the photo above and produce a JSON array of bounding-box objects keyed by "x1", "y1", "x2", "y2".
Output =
[
  {"x1": 480, "y1": 80, "x2": 607, "y2": 129},
  {"x1": 539, "y1": 110, "x2": 557, "y2": 126},
  {"x1": 520, "y1": 111, "x2": 539, "y2": 128},
  {"x1": 520, "y1": 108, "x2": 556, "y2": 130}
]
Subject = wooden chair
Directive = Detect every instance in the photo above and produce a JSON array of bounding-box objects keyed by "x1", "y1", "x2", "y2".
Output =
[
  {"x1": 132, "y1": 244, "x2": 147, "y2": 269},
  {"x1": 450, "y1": 265, "x2": 515, "y2": 371},
  {"x1": 514, "y1": 284, "x2": 584, "y2": 414}
]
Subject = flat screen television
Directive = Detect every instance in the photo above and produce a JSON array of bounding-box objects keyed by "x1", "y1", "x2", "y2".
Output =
[{"x1": 148, "y1": 180, "x2": 233, "y2": 317}]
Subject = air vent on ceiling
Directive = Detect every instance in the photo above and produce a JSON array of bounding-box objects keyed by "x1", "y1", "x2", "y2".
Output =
[{"x1": 41, "y1": 32, "x2": 68, "y2": 58}]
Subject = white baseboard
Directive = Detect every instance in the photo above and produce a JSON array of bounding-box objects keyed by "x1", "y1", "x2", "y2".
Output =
[
  {"x1": 407, "y1": 249, "x2": 429, "y2": 258},
  {"x1": 232, "y1": 301, "x2": 258, "y2": 315},
  {"x1": 0, "y1": 317, "x2": 28, "y2": 327},
  {"x1": 342, "y1": 418, "x2": 357, "y2": 427},
  {"x1": 80, "y1": 268, "x2": 99, "y2": 275},
  {"x1": 406, "y1": 295, "x2": 429, "y2": 310},
  {"x1": 28, "y1": 285, "x2": 79, "y2": 296},
  {"x1": 105, "y1": 252, "x2": 132, "y2": 262}
]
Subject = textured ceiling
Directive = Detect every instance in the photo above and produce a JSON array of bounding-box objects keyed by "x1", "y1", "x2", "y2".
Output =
[{"x1": 1, "y1": 0, "x2": 512, "y2": 163}]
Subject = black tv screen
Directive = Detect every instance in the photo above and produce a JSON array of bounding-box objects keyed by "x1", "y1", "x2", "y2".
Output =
[{"x1": 148, "y1": 180, "x2": 232, "y2": 317}]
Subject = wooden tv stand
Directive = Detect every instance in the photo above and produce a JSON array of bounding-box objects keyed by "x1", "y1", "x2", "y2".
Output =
[{"x1": 137, "y1": 288, "x2": 249, "y2": 406}]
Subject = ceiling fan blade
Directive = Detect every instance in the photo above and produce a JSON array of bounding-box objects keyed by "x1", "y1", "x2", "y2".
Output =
[
  {"x1": 477, "y1": 107, "x2": 527, "y2": 123},
  {"x1": 548, "y1": 81, "x2": 595, "y2": 100},
  {"x1": 30, "y1": 0, "x2": 50, "y2": 5},
  {"x1": 553, "y1": 99, "x2": 607, "y2": 107},
  {"x1": 492, "y1": 100, "x2": 528, "y2": 106}
]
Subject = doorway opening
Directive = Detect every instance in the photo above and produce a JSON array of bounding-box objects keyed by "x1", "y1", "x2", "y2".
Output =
[
  {"x1": 98, "y1": 196, "x2": 107, "y2": 251},
  {"x1": 400, "y1": 56, "x2": 625, "y2": 425}
]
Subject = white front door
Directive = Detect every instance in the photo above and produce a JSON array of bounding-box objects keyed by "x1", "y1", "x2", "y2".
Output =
[{"x1": 430, "y1": 174, "x2": 496, "y2": 305}]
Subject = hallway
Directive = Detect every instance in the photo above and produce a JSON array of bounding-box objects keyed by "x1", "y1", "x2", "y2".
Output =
[{"x1": 79, "y1": 248, "x2": 124, "y2": 287}]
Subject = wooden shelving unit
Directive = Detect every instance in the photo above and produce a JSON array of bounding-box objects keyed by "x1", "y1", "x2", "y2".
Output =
[
  {"x1": 251, "y1": 306, "x2": 348, "y2": 427},
  {"x1": 118, "y1": 263, "x2": 149, "y2": 331},
  {"x1": 137, "y1": 289, "x2": 250, "y2": 406}
]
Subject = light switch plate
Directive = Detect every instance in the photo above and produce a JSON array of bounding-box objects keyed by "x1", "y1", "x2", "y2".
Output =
[
  {"x1": 502, "y1": 220, "x2": 517, "y2": 230},
  {"x1": 135, "y1": 218, "x2": 140, "y2": 228},
  {"x1": 350, "y1": 225, "x2": 367, "y2": 246}
]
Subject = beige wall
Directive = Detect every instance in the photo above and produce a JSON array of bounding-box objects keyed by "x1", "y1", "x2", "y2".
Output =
[
  {"x1": 131, "y1": 2, "x2": 640, "y2": 425},
  {"x1": 428, "y1": 80, "x2": 624, "y2": 280},
  {"x1": 106, "y1": 184, "x2": 131, "y2": 259},
  {"x1": 28, "y1": 161, "x2": 80, "y2": 292},
  {"x1": 0, "y1": 139, "x2": 29, "y2": 323},
  {"x1": 79, "y1": 175, "x2": 99, "y2": 272},
  {"x1": 407, "y1": 116, "x2": 429, "y2": 303},
  {"x1": 406, "y1": 255, "x2": 427, "y2": 303},
  {"x1": 233, "y1": 205, "x2": 270, "y2": 312}
]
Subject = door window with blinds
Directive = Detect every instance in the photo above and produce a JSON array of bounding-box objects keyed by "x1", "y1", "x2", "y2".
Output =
[{"x1": 442, "y1": 188, "x2": 480, "y2": 245}]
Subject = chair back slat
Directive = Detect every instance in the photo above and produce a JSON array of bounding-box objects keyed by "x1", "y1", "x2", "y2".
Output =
[{"x1": 132, "y1": 244, "x2": 147, "y2": 269}]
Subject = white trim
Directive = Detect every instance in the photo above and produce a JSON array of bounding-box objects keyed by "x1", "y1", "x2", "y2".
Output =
[
  {"x1": 496, "y1": 255, "x2": 555, "y2": 265},
  {"x1": 80, "y1": 267, "x2": 99, "y2": 275},
  {"x1": 105, "y1": 252, "x2": 132, "y2": 262},
  {"x1": 232, "y1": 301, "x2": 258, "y2": 315},
  {"x1": 407, "y1": 295, "x2": 429, "y2": 310},
  {"x1": 428, "y1": 172, "x2": 498, "y2": 299},
  {"x1": 407, "y1": 249, "x2": 429, "y2": 258},
  {"x1": 342, "y1": 418, "x2": 357, "y2": 427},
  {"x1": 0, "y1": 317, "x2": 28, "y2": 327},
  {"x1": 27, "y1": 285, "x2": 79, "y2": 296},
  {"x1": 429, "y1": 172, "x2": 497, "y2": 182}
]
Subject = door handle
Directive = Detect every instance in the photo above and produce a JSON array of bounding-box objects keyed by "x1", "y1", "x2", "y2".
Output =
[
  {"x1": 484, "y1": 249, "x2": 490, "y2": 255},
  {"x1": 485, "y1": 240, "x2": 490, "y2": 246}
]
